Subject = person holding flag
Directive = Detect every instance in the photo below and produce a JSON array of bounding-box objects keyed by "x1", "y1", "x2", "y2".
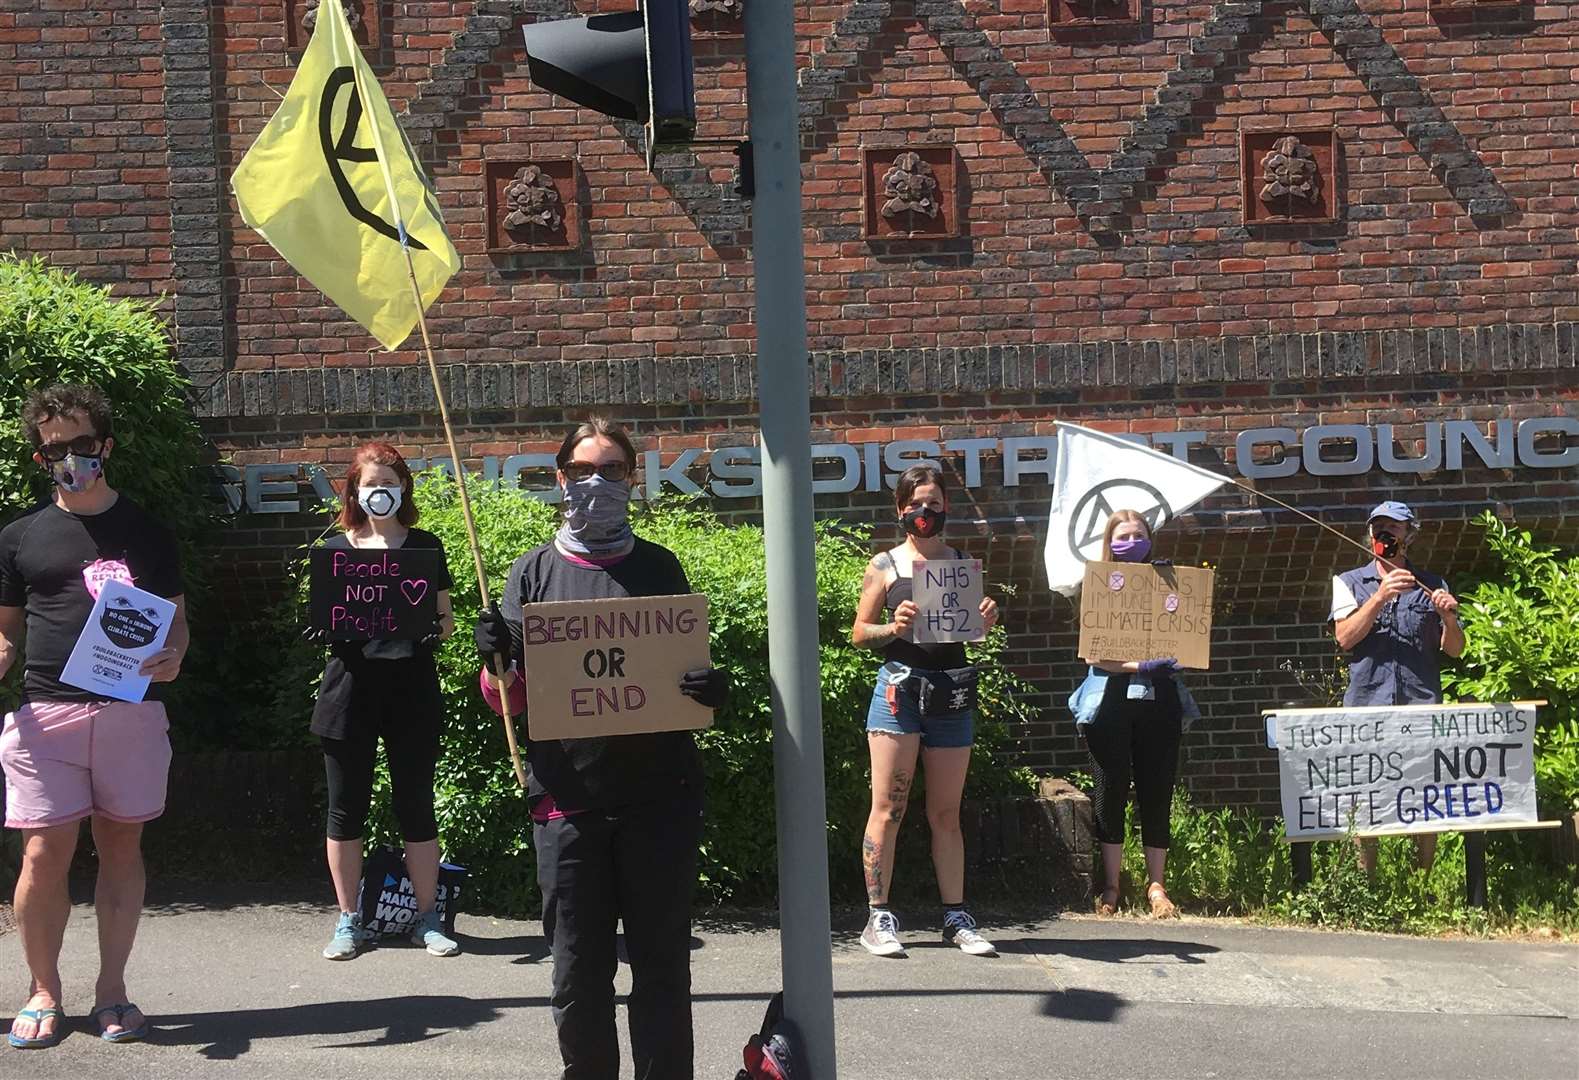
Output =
[
  {"x1": 1068, "y1": 511, "x2": 1203, "y2": 918},
  {"x1": 231, "y1": 0, "x2": 528, "y2": 793},
  {"x1": 472, "y1": 418, "x2": 733, "y2": 1080},
  {"x1": 1331, "y1": 500, "x2": 1463, "y2": 875},
  {"x1": 1045, "y1": 424, "x2": 1222, "y2": 917}
]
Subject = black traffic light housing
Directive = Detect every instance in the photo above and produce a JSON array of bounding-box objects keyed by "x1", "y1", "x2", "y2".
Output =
[{"x1": 522, "y1": 0, "x2": 696, "y2": 167}]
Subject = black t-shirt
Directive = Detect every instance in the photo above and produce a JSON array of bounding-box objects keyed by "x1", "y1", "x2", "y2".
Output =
[
  {"x1": 500, "y1": 537, "x2": 702, "y2": 813},
  {"x1": 0, "y1": 495, "x2": 184, "y2": 704},
  {"x1": 310, "y1": 528, "x2": 452, "y2": 740}
]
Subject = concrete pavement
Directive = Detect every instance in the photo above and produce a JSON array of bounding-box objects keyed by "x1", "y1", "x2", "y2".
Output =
[{"x1": 0, "y1": 888, "x2": 1574, "y2": 1079}]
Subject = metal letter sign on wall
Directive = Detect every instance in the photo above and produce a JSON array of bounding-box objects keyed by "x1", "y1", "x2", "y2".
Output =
[{"x1": 221, "y1": 416, "x2": 1577, "y2": 514}]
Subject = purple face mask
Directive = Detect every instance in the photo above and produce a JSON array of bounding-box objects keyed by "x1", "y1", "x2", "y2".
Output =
[{"x1": 1110, "y1": 537, "x2": 1151, "y2": 563}]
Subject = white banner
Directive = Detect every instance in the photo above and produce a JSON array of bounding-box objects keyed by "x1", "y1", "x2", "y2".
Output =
[
  {"x1": 1272, "y1": 703, "x2": 1540, "y2": 839},
  {"x1": 1043, "y1": 422, "x2": 1228, "y2": 596}
]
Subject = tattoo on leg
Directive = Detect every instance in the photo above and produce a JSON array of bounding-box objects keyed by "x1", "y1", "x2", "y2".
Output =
[
  {"x1": 886, "y1": 770, "x2": 911, "y2": 823},
  {"x1": 862, "y1": 834, "x2": 884, "y2": 903}
]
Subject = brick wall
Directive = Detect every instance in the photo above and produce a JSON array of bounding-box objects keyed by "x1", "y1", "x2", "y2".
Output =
[
  {"x1": 3, "y1": 0, "x2": 1578, "y2": 809},
  {"x1": 0, "y1": 0, "x2": 172, "y2": 294}
]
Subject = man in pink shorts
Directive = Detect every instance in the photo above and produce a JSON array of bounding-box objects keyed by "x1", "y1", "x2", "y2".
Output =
[{"x1": 0, "y1": 385, "x2": 188, "y2": 1049}]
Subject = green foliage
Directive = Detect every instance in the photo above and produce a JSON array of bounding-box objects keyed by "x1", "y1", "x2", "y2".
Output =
[
  {"x1": 274, "y1": 477, "x2": 1039, "y2": 914},
  {"x1": 1442, "y1": 512, "x2": 1579, "y2": 813},
  {"x1": 1114, "y1": 789, "x2": 1578, "y2": 935},
  {"x1": 0, "y1": 255, "x2": 216, "y2": 715}
]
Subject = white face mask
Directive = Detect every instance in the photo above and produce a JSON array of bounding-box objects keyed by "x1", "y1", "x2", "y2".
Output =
[{"x1": 357, "y1": 485, "x2": 402, "y2": 520}]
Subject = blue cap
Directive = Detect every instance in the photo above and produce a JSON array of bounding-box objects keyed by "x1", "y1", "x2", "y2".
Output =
[{"x1": 1367, "y1": 500, "x2": 1416, "y2": 524}]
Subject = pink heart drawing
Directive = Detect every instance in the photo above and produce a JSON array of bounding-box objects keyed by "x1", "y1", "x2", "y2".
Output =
[{"x1": 400, "y1": 579, "x2": 429, "y2": 605}]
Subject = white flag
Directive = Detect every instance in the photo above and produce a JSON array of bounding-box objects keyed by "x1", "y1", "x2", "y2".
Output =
[{"x1": 1043, "y1": 422, "x2": 1229, "y2": 596}]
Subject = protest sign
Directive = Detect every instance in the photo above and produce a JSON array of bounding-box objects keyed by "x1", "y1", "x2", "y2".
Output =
[
  {"x1": 309, "y1": 547, "x2": 444, "y2": 640},
  {"x1": 1077, "y1": 561, "x2": 1215, "y2": 669},
  {"x1": 1270, "y1": 702, "x2": 1541, "y2": 839},
  {"x1": 59, "y1": 579, "x2": 176, "y2": 703},
  {"x1": 911, "y1": 557, "x2": 986, "y2": 644},
  {"x1": 522, "y1": 593, "x2": 714, "y2": 740}
]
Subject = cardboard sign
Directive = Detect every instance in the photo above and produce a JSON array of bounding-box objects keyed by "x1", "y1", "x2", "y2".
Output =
[
  {"x1": 1077, "y1": 561, "x2": 1215, "y2": 669},
  {"x1": 911, "y1": 557, "x2": 986, "y2": 643},
  {"x1": 59, "y1": 579, "x2": 176, "y2": 703},
  {"x1": 522, "y1": 593, "x2": 714, "y2": 740},
  {"x1": 309, "y1": 546, "x2": 444, "y2": 640},
  {"x1": 1270, "y1": 703, "x2": 1540, "y2": 839}
]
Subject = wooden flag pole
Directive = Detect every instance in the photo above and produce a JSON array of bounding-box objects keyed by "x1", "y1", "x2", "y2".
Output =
[{"x1": 395, "y1": 239, "x2": 528, "y2": 791}]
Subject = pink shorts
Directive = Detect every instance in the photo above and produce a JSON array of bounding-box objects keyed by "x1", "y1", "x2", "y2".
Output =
[{"x1": 0, "y1": 700, "x2": 172, "y2": 829}]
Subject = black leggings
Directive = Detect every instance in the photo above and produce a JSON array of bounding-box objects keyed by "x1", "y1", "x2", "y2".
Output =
[
  {"x1": 1083, "y1": 675, "x2": 1184, "y2": 849},
  {"x1": 322, "y1": 721, "x2": 440, "y2": 843}
]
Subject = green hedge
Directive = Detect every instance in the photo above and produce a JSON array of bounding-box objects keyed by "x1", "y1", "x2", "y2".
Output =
[
  {"x1": 269, "y1": 475, "x2": 1040, "y2": 912},
  {"x1": 1444, "y1": 512, "x2": 1579, "y2": 815}
]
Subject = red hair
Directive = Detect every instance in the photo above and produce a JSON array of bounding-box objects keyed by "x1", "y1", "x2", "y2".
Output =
[{"x1": 338, "y1": 441, "x2": 419, "y2": 531}]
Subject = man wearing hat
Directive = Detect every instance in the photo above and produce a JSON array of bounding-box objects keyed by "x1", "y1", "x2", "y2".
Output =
[{"x1": 1330, "y1": 500, "x2": 1464, "y2": 872}]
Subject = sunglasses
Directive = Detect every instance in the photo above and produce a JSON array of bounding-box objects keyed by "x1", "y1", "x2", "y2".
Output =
[
  {"x1": 37, "y1": 435, "x2": 105, "y2": 462},
  {"x1": 561, "y1": 461, "x2": 631, "y2": 483}
]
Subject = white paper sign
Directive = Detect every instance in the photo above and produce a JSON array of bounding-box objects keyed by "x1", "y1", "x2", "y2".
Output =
[
  {"x1": 59, "y1": 579, "x2": 176, "y2": 703},
  {"x1": 911, "y1": 558, "x2": 986, "y2": 643},
  {"x1": 1272, "y1": 703, "x2": 1539, "y2": 839}
]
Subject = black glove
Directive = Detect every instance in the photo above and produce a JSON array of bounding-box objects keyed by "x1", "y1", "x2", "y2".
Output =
[
  {"x1": 1150, "y1": 558, "x2": 1173, "y2": 568},
  {"x1": 419, "y1": 619, "x2": 445, "y2": 649},
  {"x1": 301, "y1": 624, "x2": 328, "y2": 646},
  {"x1": 678, "y1": 667, "x2": 731, "y2": 710},
  {"x1": 474, "y1": 602, "x2": 511, "y2": 664}
]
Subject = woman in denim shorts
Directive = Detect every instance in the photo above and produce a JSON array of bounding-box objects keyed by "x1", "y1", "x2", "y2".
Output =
[{"x1": 850, "y1": 465, "x2": 999, "y2": 958}]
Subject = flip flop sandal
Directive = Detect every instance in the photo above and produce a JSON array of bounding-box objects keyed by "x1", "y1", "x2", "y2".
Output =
[
  {"x1": 1147, "y1": 885, "x2": 1179, "y2": 919},
  {"x1": 7, "y1": 1006, "x2": 66, "y2": 1049},
  {"x1": 1094, "y1": 887, "x2": 1120, "y2": 916},
  {"x1": 92, "y1": 1003, "x2": 149, "y2": 1044}
]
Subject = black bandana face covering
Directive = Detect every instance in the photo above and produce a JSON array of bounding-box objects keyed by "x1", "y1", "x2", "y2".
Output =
[{"x1": 901, "y1": 506, "x2": 946, "y2": 538}]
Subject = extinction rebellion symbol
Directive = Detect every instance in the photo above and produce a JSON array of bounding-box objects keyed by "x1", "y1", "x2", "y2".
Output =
[{"x1": 1066, "y1": 479, "x2": 1174, "y2": 563}]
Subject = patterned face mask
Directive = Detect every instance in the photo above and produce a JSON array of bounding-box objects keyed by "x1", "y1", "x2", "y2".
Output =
[{"x1": 49, "y1": 452, "x2": 103, "y2": 494}]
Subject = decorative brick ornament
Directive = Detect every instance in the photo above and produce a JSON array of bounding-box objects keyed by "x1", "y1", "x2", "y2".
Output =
[
  {"x1": 285, "y1": 0, "x2": 379, "y2": 52},
  {"x1": 503, "y1": 165, "x2": 566, "y2": 233},
  {"x1": 1241, "y1": 129, "x2": 1339, "y2": 225},
  {"x1": 485, "y1": 159, "x2": 581, "y2": 252},
  {"x1": 1259, "y1": 137, "x2": 1321, "y2": 206},
  {"x1": 302, "y1": 0, "x2": 360, "y2": 33},
  {"x1": 882, "y1": 152, "x2": 942, "y2": 222},
  {"x1": 1048, "y1": 0, "x2": 1143, "y2": 32},
  {"x1": 861, "y1": 146, "x2": 960, "y2": 240}
]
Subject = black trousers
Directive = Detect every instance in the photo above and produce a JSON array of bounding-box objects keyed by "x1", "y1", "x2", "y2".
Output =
[
  {"x1": 533, "y1": 786, "x2": 705, "y2": 1080},
  {"x1": 1083, "y1": 675, "x2": 1184, "y2": 849}
]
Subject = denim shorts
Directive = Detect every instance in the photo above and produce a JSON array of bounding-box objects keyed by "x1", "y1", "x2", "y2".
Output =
[{"x1": 864, "y1": 663, "x2": 975, "y2": 749}]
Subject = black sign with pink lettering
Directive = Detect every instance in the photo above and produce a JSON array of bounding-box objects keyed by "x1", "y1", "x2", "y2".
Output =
[{"x1": 309, "y1": 547, "x2": 444, "y2": 640}]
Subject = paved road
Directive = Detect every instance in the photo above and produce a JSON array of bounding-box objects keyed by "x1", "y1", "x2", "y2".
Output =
[{"x1": 1, "y1": 891, "x2": 1574, "y2": 1079}]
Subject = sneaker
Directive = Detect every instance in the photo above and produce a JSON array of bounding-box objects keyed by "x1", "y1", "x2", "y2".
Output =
[
  {"x1": 943, "y1": 910, "x2": 997, "y2": 956},
  {"x1": 322, "y1": 911, "x2": 369, "y2": 960},
  {"x1": 410, "y1": 909, "x2": 460, "y2": 957},
  {"x1": 859, "y1": 908, "x2": 906, "y2": 957}
]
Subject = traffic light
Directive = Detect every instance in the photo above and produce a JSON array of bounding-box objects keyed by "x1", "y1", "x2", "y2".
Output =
[{"x1": 522, "y1": 0, "x2": 696, "y2": 164}]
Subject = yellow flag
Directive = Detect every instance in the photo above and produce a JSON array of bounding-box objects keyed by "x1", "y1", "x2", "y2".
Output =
[{"x1": 231, "y1": 0, "x2": 458, "y2": 350}]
